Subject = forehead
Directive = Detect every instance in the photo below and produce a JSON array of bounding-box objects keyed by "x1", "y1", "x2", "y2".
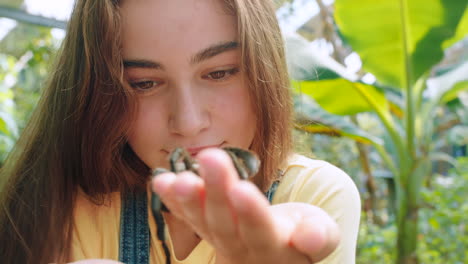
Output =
[{"x1": 119, "y1": 0, "x2": 237, "y2": 59}]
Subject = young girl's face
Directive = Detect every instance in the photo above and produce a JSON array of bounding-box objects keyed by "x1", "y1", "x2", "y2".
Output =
[{"x1": 121, "y1": 0, "x2": 257, "y2": 169}]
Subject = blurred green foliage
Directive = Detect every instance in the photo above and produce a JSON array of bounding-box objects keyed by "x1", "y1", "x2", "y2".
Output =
[
  {"x1": 417, "y1": 158, "x2": 468, "y2": 263},
  {"x1": 357, "y1": 157, "x2": 468, "y2": 263},
  {"x1": 290, "y1": 0, "x2": 468, "y2": 262},
  {"x1": 0, "y1": 24, "x2": 56, "y2": 165}
]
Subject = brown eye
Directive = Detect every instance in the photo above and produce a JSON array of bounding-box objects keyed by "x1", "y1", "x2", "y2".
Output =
[
  {"x1": 204, "y1": 68, "x2": 239, "y2": 81},
  {"x1": 130, "y1": 80, "x2": 161, "y2": 91},
  {"x1": 209, "y1": 71, "x2": 226, "y2": 79}
]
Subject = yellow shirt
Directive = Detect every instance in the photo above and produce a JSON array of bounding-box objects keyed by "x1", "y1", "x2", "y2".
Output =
[{"x1": 69, "y1": 154, "x2": 361, "y2": 263}]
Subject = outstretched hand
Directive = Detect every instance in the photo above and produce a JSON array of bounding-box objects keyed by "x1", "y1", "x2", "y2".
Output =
[{"x1": 152, "y1": 148, "x2": 340, "y2": 264}]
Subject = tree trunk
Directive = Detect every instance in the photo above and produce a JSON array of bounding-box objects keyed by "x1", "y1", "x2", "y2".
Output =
[
  {"x1": 355, "y1": 141, "x2": 383, "y2": 224},
  {"x1": 396, "y1": 188, "x2": 419, "y2": 264},
  {"x1": 395, "y1": 158, "x2": 430, "y2": 264}
]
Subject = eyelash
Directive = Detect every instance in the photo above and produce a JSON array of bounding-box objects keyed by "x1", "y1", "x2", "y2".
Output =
[
  {"x1": 203, "y1": 68, "x2": 240, "y2": 81},
  {"x1": 128, "y1": 68, "x2": 240, "y2": 92},
  {"x1": 129, "y1": 80, "x2": 162, "y2": 91}
]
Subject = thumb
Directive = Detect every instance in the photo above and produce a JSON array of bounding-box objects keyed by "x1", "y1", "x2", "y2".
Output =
[{"x1": 290, "y1": 215, "x2": 340, "y2": 262}]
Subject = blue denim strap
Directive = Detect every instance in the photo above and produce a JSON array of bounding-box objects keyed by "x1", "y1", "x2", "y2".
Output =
[
  {"x1": 265, "y1": 180, "x2": 280, "y2": 203},
  {"x1": 119, "y1": 191, "x2": 150, "y2": 264}
]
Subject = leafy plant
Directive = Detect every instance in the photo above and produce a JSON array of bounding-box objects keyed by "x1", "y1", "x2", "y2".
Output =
[
  {"x1": 357, "y1": 158, "x2": 468, "y2": 264},
  {"x1": 288, "y1": 0, "x2": 468, "y2": 263},
  {"x1": 418, "y1": 158, "x2": 468, "y2": 263},
  {"x1": 0, "y1": 54, "x2": 19, "y2": 166},
  {"x1": 0, "y1": 24, "x2": 56, "y2": 166}
]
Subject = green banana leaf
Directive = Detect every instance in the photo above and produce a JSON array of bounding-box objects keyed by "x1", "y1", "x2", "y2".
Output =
[
  {"x1": 334, "y1": 0, "x2": 468, "y2": 89},
  {"x1": 294, "y1": 96, "x2": 383, "y2": 146},
  {"x1": 440, "y1": 81, "x2": 468, "y2": 104},
  {"x1": 292, "y1": 79, "x2": 390, "y2": 116},
  {"x1": 285, "y1": 33, "x2": 402, "y2": 119},
  {"x1": 443, "y1": 7, "x2": 468, "y2": 49},
  {"x1": 383, "y1": 90, "x2": 405, "y2": 118}
]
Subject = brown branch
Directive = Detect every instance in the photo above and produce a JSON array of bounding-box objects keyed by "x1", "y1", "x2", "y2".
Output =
[
  {"x1": 316, "y1": 0, "x2": 347, "y2": 62},
  {"x1": 436, "y1": 118, "x2": 461, "y2": 134}
]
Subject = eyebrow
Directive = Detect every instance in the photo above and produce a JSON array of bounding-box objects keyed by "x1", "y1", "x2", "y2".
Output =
[
  {"x1": 191, "y1": 41, "x2": 239, "y2": 64},
  {"x1": 123, "y1": 41, "x2": 239, "y2": 70},
  {"x1": 123, "y1": 59, "x2": 163, "y2": 69}
]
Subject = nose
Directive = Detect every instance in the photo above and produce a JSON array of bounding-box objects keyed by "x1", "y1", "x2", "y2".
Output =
[{"x1": 168, "y1": 84, "x2": 210, "y2": 137}]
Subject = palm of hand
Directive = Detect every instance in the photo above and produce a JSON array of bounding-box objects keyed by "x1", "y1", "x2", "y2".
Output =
[{"x1": 151, "y1": 148, "x2": 340, "y2": 264}]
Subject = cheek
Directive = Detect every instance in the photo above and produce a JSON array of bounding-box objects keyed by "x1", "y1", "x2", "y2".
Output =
[
  {"x1": 126, "y1": 99, "x2": 168, "y2": 167},
  {"x1": 214, "y1": 85, "x2": 257, "y2": 147},
  {"x1": 128, "y1": 112, "x2": 156, "y2": 144},
  {"x1": 240, "y1": 97, "x2": 257, "y2": 146}
]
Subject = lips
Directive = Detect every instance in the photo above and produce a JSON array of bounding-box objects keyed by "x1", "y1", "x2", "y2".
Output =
[
  {"x1": 163, "y1": 142, "x2": 224, "y2": 157},
  {"x1": 187, "y1": 143, "x2": 223, "y2": 156}
]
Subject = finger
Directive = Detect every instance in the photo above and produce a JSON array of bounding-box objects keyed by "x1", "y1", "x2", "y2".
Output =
[
  {"x1": 172, "y1": 171, "x2": 210, "y2": 239},
  {"x1": 151, "y1": 172, "x2": 184, "y2": 218},
  {"x1": 151, "y1": 172, "x2": 176, "y2": 194},
  {"x1": 290, "y1": 213, "x2": 340, "y2": 262},
  {"x1": 197, "y1": 148, "x2": 243, "y2": 254},
  {"x1": 228, "y1": 180, "x2": 279, "y2": 253}
]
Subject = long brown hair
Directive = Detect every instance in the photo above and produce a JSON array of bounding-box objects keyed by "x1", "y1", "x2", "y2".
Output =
[
  {"x1": 0, "y1": 0, "x2": 292, "y2": 263},
  {"x1": 227, "y1": 0, "x2": 293, "y2": 189}
]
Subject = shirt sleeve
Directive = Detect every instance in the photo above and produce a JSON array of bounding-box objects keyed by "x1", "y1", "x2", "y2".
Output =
[{"x1": 274, "y1": 157, "x2": 361, "y2": 264}]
